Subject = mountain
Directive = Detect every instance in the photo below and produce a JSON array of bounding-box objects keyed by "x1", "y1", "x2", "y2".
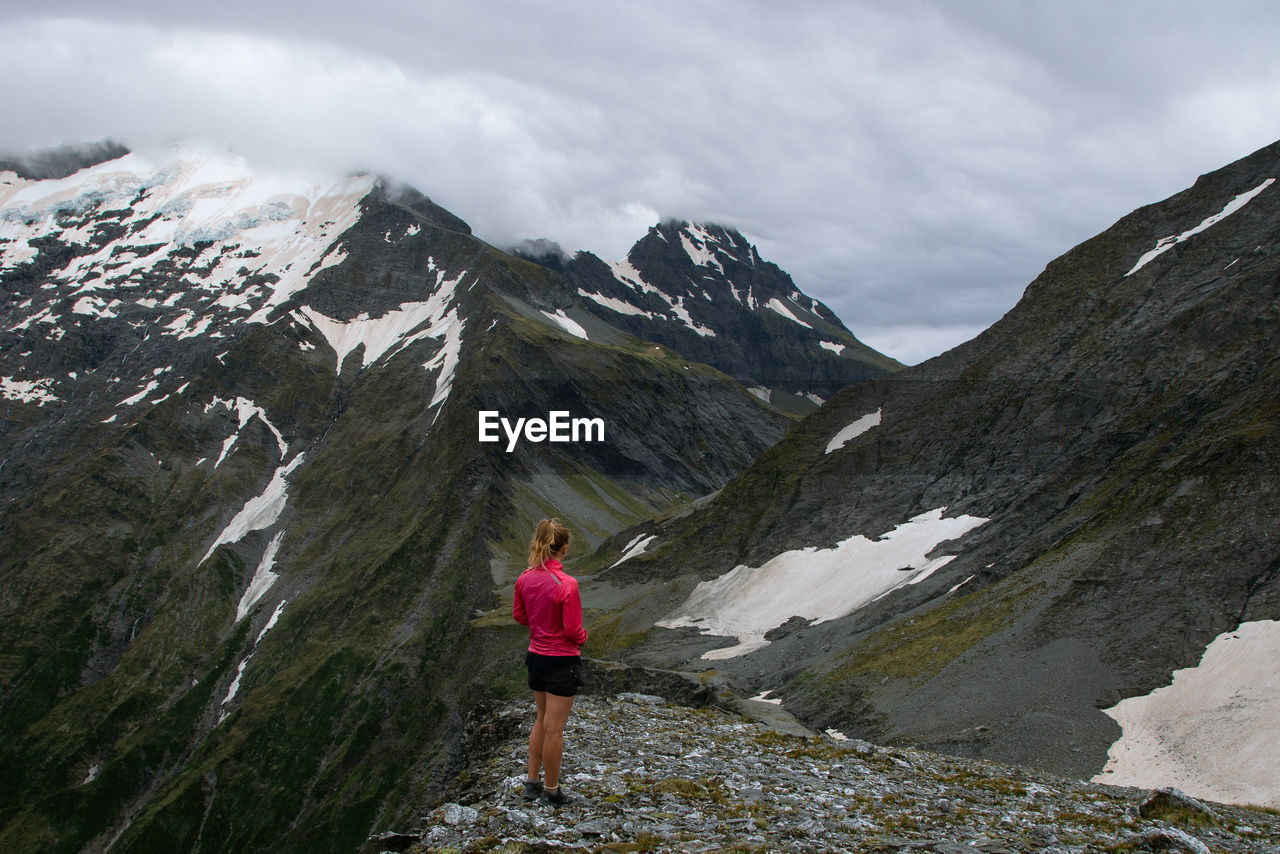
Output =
[
  {"x1": 0, "y1": 144, "x2": 898, "y2": 852},
  {"x1": 519, "y1": 220, "x2": 902, "y2": 410},
  {"x1": 591, "y1": 139, "x2": 1280, "y2": 808}
]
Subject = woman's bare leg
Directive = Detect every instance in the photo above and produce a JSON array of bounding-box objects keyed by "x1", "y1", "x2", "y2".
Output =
[
  {"x1": 540, "y1": 692, "x2": 575, "y2": 790},
  {"x1": 527, "y1": 690, "x2": 548, "y2": 781}
]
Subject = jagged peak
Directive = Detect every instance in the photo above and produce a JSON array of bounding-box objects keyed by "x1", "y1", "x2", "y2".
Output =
[{"x1": 639, "y1": 219, "x2": 757, "y2": 268}]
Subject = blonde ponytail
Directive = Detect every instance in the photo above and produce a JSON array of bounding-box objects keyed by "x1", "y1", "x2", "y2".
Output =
[{"x1": 528, "y1": 518, "x2": 571, "y2": 568}]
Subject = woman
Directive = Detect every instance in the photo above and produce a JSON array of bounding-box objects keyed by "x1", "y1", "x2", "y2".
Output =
[{"x1": 512, "y1": 518, "x2": 587, "y2": 807}]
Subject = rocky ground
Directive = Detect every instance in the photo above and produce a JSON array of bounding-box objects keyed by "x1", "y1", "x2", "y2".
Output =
[{"x1": 374, "y1": 692, "x2": 1280, "y2": 854}]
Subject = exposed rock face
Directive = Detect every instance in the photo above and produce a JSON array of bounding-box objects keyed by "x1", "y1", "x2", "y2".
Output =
[
  {"x1": 0, "y1": 146, "x2": 897, "y2": 852},
  {"x1": 593, "y1": 139, "x2": 1280, "y2": 791}
]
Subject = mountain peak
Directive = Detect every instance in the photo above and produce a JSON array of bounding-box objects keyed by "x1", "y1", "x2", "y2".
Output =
[
  {"x1": 535, "y1": 218, "x2": 901, "y2": 403},
  {"x1": 640, "y1": 219, "x2": 761, "y2": 271}
]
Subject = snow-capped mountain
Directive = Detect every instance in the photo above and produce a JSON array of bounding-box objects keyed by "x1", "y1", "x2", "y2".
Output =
[
  {"x1": 593, "y1": 139, "x2": 1280, "y2": 810},
  {"x1": 0, "y1": 143, "x2": 900, "y2": 852},
  {"x1": 528, "y1": 220, "x2": 901, "y2": 409}
]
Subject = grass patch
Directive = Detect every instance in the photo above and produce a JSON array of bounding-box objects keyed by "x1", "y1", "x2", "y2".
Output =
[
  {"x1": 585, "y1": 612, "x2": 649, "y2": 658},
  {"x1": 816, "y1": 582, "x2": 1030, "y2": 688},
  {"x1": 647, "y1": 776, "x2": 732, "y2": 805},
  {"x1": 1140, "y1": 802, "x2": 1224, "y2": 829}
]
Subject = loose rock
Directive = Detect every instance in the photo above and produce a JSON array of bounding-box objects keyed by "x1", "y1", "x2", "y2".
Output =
[{"x1": 400, "y1": 694, "x2": 1279, "y2": 853}]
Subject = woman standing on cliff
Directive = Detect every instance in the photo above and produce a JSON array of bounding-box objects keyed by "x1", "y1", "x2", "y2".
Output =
[{"x1": 513, "y1": 518, "x2": 587, "y2": 807}]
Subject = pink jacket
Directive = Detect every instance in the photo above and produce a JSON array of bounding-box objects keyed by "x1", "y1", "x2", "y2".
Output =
[{"x1": 513, "y1": 559, "x2": 588, "y2": 656}]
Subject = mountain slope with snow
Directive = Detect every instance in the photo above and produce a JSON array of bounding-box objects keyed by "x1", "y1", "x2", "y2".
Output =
[
  {"x1": 0, "y1": 143, "x2": 892, "y2": 852},
  {"x1": 591, "y1": 137, "x2": 1280, "y2": 808}
]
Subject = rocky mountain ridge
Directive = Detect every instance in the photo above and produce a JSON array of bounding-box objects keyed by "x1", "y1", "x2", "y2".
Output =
[{"x1": 388, "y1": 691, "x2": 1280, "y2": 853}]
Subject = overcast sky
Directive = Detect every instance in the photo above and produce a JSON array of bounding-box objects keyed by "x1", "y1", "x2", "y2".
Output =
[{"x1": 4, "y1": 1, "x2": 1280, "y2": 364}]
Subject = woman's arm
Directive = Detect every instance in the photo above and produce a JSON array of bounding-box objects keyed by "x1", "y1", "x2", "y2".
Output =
[
  {"x1": 512, "y1": 576, "x2": 529, "y2": 626},
  {"x1": 559, "y1": 580, "x2": 588, "y2": 647}
]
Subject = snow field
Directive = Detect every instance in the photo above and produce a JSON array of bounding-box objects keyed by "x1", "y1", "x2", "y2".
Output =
[
  {"x1": 1094, "y1": 619, "x2": 1280, "y2": 808},
  {"x1": 2, "y1": 145, "x2": 376, "y2": 347},
  {"x1": 657, "y1": 507, "x2": 989, "y2": 659}
]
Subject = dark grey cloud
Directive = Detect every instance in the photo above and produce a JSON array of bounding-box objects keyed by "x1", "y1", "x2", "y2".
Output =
[{"x1": 3, "y1": 1, "x2": 1280, "y2": 364}]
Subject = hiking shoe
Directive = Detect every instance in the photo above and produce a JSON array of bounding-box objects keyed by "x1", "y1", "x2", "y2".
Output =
[
  {"x1": 521, "y1": 779, "x2": 543, "y2": 801},
  {"x1": 538, "y1": 786, "x2": 570, "y2": 808}
]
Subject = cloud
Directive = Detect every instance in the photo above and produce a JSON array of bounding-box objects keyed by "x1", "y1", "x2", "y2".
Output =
[{"x1": 4, "y1": 3, "x2": 1280, "y2": 365}]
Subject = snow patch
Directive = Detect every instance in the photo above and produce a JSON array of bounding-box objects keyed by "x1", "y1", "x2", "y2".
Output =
[
  {"x1": 222, "y1": 656, "x2": 251, "y2": 706},
  {"x1": 610, "y1": 258, "x2": 715, "y2": 336},
  {"x1": 1126, "y1": 178, "x2": 1275, "y2": 275},
  {"x1": 72, "y1": 296, "x2": 120, "y2": 318},
  {"x1": 1, "y1": 376, "x2": 58, "y2": 405},
  {"x1": 657, "y1": 507, "x2": 989, "y2": 659},
  {"x1": 421, "y1": 312, "x2": 464, "y2": 409},
  {"x1": 610, "y1": 534, "x2": 657, "y2": 568},
  {"x1": 610, "y1": 258, "x2": 661, "y2": 296},
  {"x1": 765, "y1": 298, "x2": 812, "y2": 328},
  {"x1": 257, "y1": 599, "x2": 287, "y2": 645},
  {"x1": 302, "y1": 301, "x2": 440, "y2": 374},
  {"x1": 731, "y1": 283, "x2": 758, "y2": 310},
  {"x1": 200, "y1": 454, "x2": 305, "y2": 566},
  {"x1": 222, "y1": 597, "x2": 289, "y2": 714},
  {"x1": 210, "y1": 396, "x2": 288, "y2": 468},
  {"x1": 540, "y1": 309, "x2": 589, "y2": 340},
  {"x1": 825, "y1": 409, "x2": 882, "y2": 454},
  {"x1": 300, "y1": 267, "x2": 463, "y2": 378},
  {"x1": 1094, "y1": 619, "x2": 1280, "y2": 808},
  {"x1": 819, "y1": 340, "x2": 846, "y2": 355},
  {"x1": 117, "y1": 379, "x2": 161, "y2": 407},
  {"x1": 577, "y1": 288, "x2": 655, "y2": 319},
  {"x1": 667, "y1": 296, "x2": 716, "y2": 337},
  {"x1": 235, "y1": 531, "x2": 284, "y2": 622},
  {"x1": 679, "y1": 225, "x2": 724, "y2": 273}
]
